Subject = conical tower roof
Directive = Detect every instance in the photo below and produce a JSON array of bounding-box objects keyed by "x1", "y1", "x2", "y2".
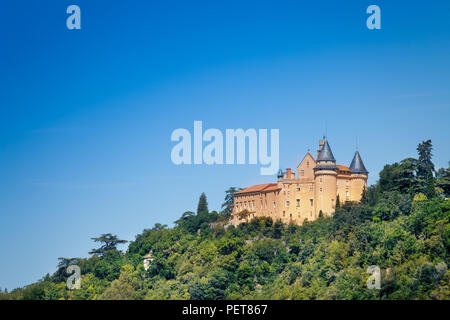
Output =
[
  {"x1": 349, "y1": 151, "x2": 368, "y2": 174},
  {"x1": 317, "y1": 140, "x2": 336, "y2": 162}
]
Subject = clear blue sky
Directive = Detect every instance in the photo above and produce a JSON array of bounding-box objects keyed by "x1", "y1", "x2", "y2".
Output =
[{"x1": 1, "y1": 0, "x2": 449, "y2": 290}]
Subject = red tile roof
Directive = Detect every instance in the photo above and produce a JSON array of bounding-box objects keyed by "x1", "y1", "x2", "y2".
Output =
[
  {"x1": 336, "y1": 165, "x2": 350, "y2": 172},
  {"x1": 235, "y1": 183, "x2": 280, "y2": 195}
]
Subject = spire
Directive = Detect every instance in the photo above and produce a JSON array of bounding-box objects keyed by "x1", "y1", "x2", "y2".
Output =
[
  {"x1": 349, "y1": 151, "x2": 368, "y2": 174},
  {"x1": 317, "y1": 140, "x2": 336, "y2": 162}
]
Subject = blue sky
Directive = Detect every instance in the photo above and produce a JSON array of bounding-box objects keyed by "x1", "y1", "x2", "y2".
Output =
[{"x1": 1, "y1": 0, "x2": 449, "y2": 290}]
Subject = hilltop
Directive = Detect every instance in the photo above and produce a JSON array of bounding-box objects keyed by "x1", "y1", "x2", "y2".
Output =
[{"x1": 1, "y1": 140, "x2": 449, "y2": 300}]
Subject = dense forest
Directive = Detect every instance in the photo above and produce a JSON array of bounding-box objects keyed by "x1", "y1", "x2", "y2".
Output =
[{"x1": 1, "y1": 140, "x2": 449, "y2": 300}]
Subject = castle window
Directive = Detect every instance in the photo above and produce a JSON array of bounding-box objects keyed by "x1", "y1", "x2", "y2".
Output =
[
  {"x1": 287, "y1": 191, "x2": 290, "y2": 196},
  {"x1": 296, "y1": 199, "x2": 300, "y2": 207},
  {"x1": 346, "y1": 191, "x2": 349, "y2": 198},
  {"x1": 260, "y1": 200, "x2": 263, "y2": 209},
  {"x1": 283, "y1": 211, "x2": 285, "y2": 217},
  {"x1": 286, "y1": 200, "x2": 290, "y2": 207},
  {"x1": 300, "y1": 170, "x2": 304, "y2": 176},
  {"x1": 309, "y1": 185, "x2": 313, "y2": 191},
  {"x1": 320, "y1": 178, "x2": 322, "y2": 183},
  {"x1": 310, "y1": 199, "x2": 313, "y2": 207},
  {"x1": 273, "y1": 201, "x2": 276, "y2": 208},
  {"x1": 296, "y1": 185, "x2": 300, "y2": 191},
  {"x1": 252, "y1": 200, "x2": 255, "y2": 209},
  {"x1": 320, "y1": 188, "x2": 322, "y2": 192},
  {"x1": 346, "y1": 180, "x2": 349, "y2": 186},
  {"x1": 307, "y1": 161, "x2": 309, "y2": 168}
]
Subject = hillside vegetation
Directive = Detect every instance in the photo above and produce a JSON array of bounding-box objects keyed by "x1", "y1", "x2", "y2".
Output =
[{"x1": 1, "y1": 140, "x2": 449, "y2": 300}]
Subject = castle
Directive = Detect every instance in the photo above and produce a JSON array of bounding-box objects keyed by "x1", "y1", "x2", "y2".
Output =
[{"x1": 230, "y1": 139, "x2": 368, "y2": 225}]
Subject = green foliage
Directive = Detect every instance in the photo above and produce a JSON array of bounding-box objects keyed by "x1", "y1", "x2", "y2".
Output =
[
  {"x1": 99, "y1": 265, "x2": 140, "y2": 300},
  {"x1": 89, "y1": 233, "x2": 128, "y2": 256},
  {"x1": 175, "y1": 210, "x2": 219, "y2": 234},
  {"x1": 417, "y1": 139, "x2": 435, "y2": 176},
  {"x1": 436, "y1": 163, "x2": 450, "y2": 197},
  {"x1": 221, "y1": 187, "x2": 241, "y2": 219},
  {"x1": 197, "y1": 192, "x2": 208, "y2": 214},
  {"x1": 4, "y1": 140, "x2": 449, "y2": 300}
]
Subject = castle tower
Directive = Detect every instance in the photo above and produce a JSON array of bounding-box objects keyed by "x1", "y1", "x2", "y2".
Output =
[
  {"x1": 314, "y1": 139, "x2": 338, "y2": 217},
  {"x1": 349, "y1": 150, "x2": 369, "y2": 201}
]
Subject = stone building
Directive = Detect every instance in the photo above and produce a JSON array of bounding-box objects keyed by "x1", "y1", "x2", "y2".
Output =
[{"x1": 230, "y1": 139, "x2": 368, "y2": 225}]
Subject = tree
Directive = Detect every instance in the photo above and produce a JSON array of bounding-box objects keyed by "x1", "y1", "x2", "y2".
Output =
[
  {"x1": 237, "y1": 209, "x2": 251, "y2": 222},
  {"x1": 417, "y1": 140, "x2": 436, "y2": 198},
  {"x1": 152, "y1": 223, "x2": 168, "y2": 231},
  {"x1": 425, "y1": 172, "x2": 436, "y2": 199},
  {"x1": 417, "y1": 139, "x2": 435, "y2": 175},
  {"x1": 436, "y1": 163, "x2": 450, "y2": 196},
  {"x1": 89, "y1": 233, "x2": 128, "y2": 256},
  {"x1": 396, "y1": 158, "x2": 420, "y2": 194},
  {"x1": 99, "y1": 265, "x2": 139, "y2": 300},
  {"x1": 188, "y1": 270, "x2": 229, "y2": 300},
  {"x1": 221, "y1": 187, "x2": 240, "y2": 219},
  {"x1": 272, "y1": 220, "x2": 284, "y2": 239},
  {"x1": 57, "y1": 257, "x2": 80, "y2": 269},
  {"x1": 379, "y1": 159, "x2": 420, "y2": 195},
  {"x1": 197, "y1": 193, "x2": 208, "y2": 214},
  {"x1": 72, "y1": 273, "x2": 106, "y2": 300},
  {"x1": 52, "y1": 257, "x2": 81, "y2": 283},
  {"x1": 361, "y1": 186, "x2": 368, "y2": 204}
]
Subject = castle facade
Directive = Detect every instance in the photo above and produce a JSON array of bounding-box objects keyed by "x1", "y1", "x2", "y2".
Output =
[{"x1": 230, "y1": 139, "x2": 368, "y2": 225}]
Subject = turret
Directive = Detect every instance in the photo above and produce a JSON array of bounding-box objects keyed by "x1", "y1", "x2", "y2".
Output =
[
  {"x1": 349, "y1": 150, "x2": 368, "y2": 201},
  {"x1": 314, "y1": 139, "x2": 337, "y2": 217},
  {"x1": 349, "y1": 151, "x2": 368, "y2": 175}
]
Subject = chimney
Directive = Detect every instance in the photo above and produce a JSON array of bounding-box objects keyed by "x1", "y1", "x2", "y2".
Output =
[{"x1": 286, "y1": 168, "x2": 292, "y2": 179}]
